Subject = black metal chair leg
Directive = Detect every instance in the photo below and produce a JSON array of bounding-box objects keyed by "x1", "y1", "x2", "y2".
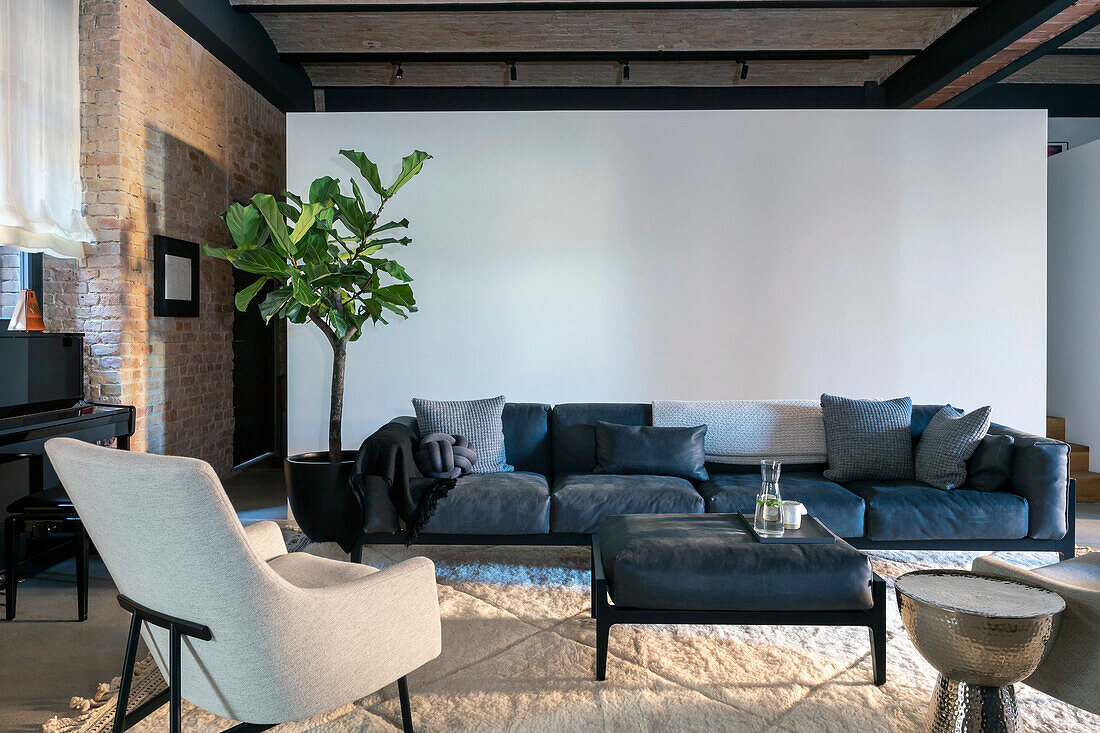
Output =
[
  {"x1": 112, "y1": 614, "x2": 143, "y2": 733},
  {"x1": 595, "y1": 619, "x2": 610, "y2": 681},
  {"x1": 4, "y1": 515, "x2": 18, "y2": 621},
  {"x1": 397, "y1": 675, "x2": 414, "y2": 733},
  {"x1": 76, "y1": 522, "x2": 89, "y2": 621},
  {"x1": 170, "y1": 624, "x2": 182, "y2": 733},
  {"x1": 351, "y1": 542, "x2": 363, "y2": 565}
]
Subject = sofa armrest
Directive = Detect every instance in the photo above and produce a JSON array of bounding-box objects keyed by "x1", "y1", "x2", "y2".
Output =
[
  {"x1": 988, "y1": 424, "x2": 1070, "y2": 540},
  {"x1": 347, "y1": 418, "x2": 421, "y2": 537}
]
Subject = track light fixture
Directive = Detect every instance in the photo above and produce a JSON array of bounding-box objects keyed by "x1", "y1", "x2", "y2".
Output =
[
  {"x1": 395, "y1": 62, "x2": 403, "y2": 81},
  {"x1": 509, "y1": 61, "x2": 517, "y2": 81},
  {"x1": 621, "y1": 61, "x2": 630, "y2": 81},
  {"x1": 740, "y1": 61, "x2": 749, "y2": 80}
]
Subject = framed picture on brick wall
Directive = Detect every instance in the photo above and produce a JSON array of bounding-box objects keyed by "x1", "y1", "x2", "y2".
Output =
[{"x1": 153, "y1": 235, "x2": 200, "y2": 317}]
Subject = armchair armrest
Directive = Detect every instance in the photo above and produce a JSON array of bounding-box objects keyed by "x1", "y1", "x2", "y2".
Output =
[
  {"x1": 243, "y1": 520, "x2": 288, "y2": 561},
  {"x1": 988, "y1": 424, "x2": 1070, "y2": 540}
]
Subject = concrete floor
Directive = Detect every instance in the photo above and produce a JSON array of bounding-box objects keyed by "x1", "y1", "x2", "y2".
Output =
[{"x1": 1, "y1": 469, "x2": 1098, "y2": 732}]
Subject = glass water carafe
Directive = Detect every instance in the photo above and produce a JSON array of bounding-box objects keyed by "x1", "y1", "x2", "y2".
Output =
[{"x1": 754, "y1": 460, "x2": 784, "y2": 536}]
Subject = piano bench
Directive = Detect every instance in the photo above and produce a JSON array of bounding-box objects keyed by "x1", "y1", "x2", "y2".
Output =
[{"x1": 4, "y1": 487, "x2": 89, "y2": 622}]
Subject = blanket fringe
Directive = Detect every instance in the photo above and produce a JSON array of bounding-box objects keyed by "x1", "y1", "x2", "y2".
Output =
[{"x1": 405, "y1": 477, "x2": 456, "y2": 546}]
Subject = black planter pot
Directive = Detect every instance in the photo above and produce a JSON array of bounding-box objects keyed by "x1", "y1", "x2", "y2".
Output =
[{"x1": 284, "y1": 450, "x2": 358, "y2": 543}]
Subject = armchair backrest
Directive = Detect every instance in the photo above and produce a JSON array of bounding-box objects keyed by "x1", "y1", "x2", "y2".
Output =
[{"x1": 44, "y1": 438, "x2": 274, "y2": 625}]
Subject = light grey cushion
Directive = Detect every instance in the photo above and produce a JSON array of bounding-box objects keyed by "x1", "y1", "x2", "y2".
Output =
[
  {"x1": 413, "y1": 395, "x2": 513, "y2": 474},
  {"x1": 821, "y1": 394, "x2": 914, "y2": 483},
  {"x1": 915, "y1": 405, "x2": 992, "y2": 490}
]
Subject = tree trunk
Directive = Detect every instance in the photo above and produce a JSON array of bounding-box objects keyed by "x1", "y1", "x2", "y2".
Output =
[{"x1": 328, "y1": 342, "x2": 346, "y2": 461}]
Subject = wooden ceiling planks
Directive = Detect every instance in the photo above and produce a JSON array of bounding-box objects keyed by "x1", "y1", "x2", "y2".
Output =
[
  {"x1": 304, "y1": 56, "x2": 912, "y2": 85},
  {"x1": 255, "y1": 8, "x2": 972, "y2": 55},
  {"x1": 1004, "y1": 52, "x2": 1100, "y2": 81}
]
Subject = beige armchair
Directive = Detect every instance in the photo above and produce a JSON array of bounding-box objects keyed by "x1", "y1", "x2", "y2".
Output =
[
  {"x1": 44, "y1": 438, "x2": 441, "y2": 733},
  {"x1": 972, "y1": 551, "x2": 1100, "y2": 715}
]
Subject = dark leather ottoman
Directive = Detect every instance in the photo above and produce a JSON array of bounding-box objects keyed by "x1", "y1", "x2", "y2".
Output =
[{"x1": 592, "y1": 513, "x2": 886, "y2": 684}]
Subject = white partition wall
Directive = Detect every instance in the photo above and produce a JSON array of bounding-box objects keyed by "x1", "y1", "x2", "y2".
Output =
[
  {"x1": 286, "y1": 109, "x2": 1048, "y2": 453},
  {"x1": 1048, "y1": 139, "x2": 1100, "y2": 469}
]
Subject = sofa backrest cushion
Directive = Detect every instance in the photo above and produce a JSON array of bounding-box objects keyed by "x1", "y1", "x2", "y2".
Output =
[
  {"x1": 503, "y1": 403, "x2": 553, "y2": 477},
  {"x1": 551, "y1": 403, "x2": 652, "y2": 475},
  {"x1": 911, "y1": 404, "x2": 948, "y2": 444}
]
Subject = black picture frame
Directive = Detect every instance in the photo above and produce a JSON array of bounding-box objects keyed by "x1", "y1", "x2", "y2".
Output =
[{"x1": 153, "y1": 235, "x2": 200, "y2": 317}]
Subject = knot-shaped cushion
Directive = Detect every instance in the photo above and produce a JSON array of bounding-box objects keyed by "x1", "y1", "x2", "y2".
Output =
[{"x1": 415, "y1": 433, "x2": 478, "y2": 479}]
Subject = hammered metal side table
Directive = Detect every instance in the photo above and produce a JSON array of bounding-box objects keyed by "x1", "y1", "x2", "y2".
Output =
[{"x1": 896, "y1": 569, "x2": 1065, "y2": 733}]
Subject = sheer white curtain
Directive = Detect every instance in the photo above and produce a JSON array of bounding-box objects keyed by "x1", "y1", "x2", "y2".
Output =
[{"x1": 0, "y1": 0, "x2": 94, "y2": 261}]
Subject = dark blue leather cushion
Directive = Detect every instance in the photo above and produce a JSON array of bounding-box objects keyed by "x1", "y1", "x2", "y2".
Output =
[
  {"x1": 551, "y1": 403, "x2": 651, "y2": 476},
  {"x1": 422, "y1": 471, "x2": 550, "y2": 534},
  {"x1": 911, "y1": 404, "x2": 948, "y2": 444},
  {"x1": 696, "y1": 472, "x2": 865, "y2": 538},
  {"x1": 594, "y1": 421, "x2": 708, "y2": 481},
  {"x1": 503, "y1": 403, "x2": 552, "y2": 477},
  {"x1": 550, "y1": 473, "x2": 703, "y2": 533},
  {"x1": 988, "y1": 424, "x2": 1069, "y2": 540},
  {"x1": 846, "y1": 479, "x2": 1028, "y2": 540},
  {"x1": 599, "y1": 514, "x2": 873, "y2": 611},
  {"x1": 966, "y1": 434, "x2": 1015, "y2": 492}
]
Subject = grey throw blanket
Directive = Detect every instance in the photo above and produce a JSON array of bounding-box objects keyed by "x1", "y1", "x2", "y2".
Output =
[{"x1": 415, "y1": 433, "x2": 478, "y2": 479}]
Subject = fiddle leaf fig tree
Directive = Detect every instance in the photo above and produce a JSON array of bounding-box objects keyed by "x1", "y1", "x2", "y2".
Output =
[{"x1": 204, "y1": 149, "x2": 431, "y2": 461}]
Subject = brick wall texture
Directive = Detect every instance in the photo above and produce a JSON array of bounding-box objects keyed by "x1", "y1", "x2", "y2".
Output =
[{"x1": 32, "y1": 0, "x2": 286, "y2": 473}]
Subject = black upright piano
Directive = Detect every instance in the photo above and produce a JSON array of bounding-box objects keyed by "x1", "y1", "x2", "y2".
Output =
[{"x1": 0, "y1": 332, "x2": 135, "y2": 570}]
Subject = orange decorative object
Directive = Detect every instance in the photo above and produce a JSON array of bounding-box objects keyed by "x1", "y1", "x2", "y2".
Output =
[{"x1": 7, "y1": 289, "x2": 46, "y2": 331}]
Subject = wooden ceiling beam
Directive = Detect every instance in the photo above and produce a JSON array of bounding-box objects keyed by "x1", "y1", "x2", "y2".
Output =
[
  {"x1": 253, "y1": 8, "x2": 973, "y2": 54},
  {"x1": 1003, "y1": 50, "x2": 1100, "y2": 81}
]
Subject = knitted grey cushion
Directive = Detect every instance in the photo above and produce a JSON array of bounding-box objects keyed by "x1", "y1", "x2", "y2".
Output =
[
  {"x1": 915, "y1": 405, "x2": 992, "y2": 490},
  {"x1": 821, "y1": 394, "x2": 914, "y2": 483},
  {"x1": 413, "y1": 396, "x2": 513, "y2": 474},
  {"x1": 415, "y1": 433, "x2": 478, "y2": 479}
]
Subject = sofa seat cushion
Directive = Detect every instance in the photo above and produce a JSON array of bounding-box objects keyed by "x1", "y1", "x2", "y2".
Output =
[
  {"x1": 421, "y1": 471, "x2": 550, "y2": 535},
  {"x1": 550, "y1": 474, "x2": 704, "y2": 534},
  {"x1": 696, "y1": 472, "x2": 865, "y2": 538},
  {"x1": 846, "y1": 480, "x2": 1028, "y2": 541}
]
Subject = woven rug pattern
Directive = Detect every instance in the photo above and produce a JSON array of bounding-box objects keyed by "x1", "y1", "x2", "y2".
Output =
[{"x1": 44, "y1": 533, "x2": 1100, "y2": 732}]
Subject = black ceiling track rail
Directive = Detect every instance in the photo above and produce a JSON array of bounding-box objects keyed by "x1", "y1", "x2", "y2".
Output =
[
  {"x1": 288, "y1": 50, "x2": 916, "y2": 63},
  {"x1": 942, "y1": 11, "x2": 1100, "y2": 108},
  {"x1": 881, "y1": 0, "x2": 1080, "y2": 108},
  {"x1": 235, "y1": 0, "x2": 984, "y2": 10},
  {"x1": 321, "y1": 84, "x2": 881, "y2": 110}
]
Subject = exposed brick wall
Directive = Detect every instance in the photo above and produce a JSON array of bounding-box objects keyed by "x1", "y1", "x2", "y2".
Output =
[{"x1": 37, "y1": 0, "x2": 286, "y2": 473}]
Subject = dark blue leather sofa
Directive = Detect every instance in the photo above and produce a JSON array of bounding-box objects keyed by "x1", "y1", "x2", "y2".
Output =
[{"x1": 352, "y1": 402, "x2": 1076, "y2": 559}]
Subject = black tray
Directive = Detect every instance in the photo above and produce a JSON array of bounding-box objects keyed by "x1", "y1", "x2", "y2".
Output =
[{"x1": 736, "y1": 512, "x2": 836, "y2": 544}]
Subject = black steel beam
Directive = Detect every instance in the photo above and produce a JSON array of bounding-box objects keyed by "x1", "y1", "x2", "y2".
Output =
[
  {"x1": 146, "y1": 0, "x2": 313, "y2": 112},
  {"x1": 236, "y1": 0, "x2": 984, "y2": 10},
  {"x1": 288, "y1": 50, "x2": 912, "y2": 63},
  {"x1": 882, "y1": 0, "x2": 1079, "y2": 108},
  {"x1": 942, "y1": 10, "x2": 1100, "y2": 107},
  {"x1": 957, "y1": 82, "x2": 1100, "y2": 116},
  {"x1": 321, "y1": 85, "x2": 880, "y2": 111}
]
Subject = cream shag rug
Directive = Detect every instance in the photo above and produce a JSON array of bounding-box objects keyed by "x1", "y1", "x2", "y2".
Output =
[{"x1": 45, "y1": 531, "x2": 1100, "y2": 733}]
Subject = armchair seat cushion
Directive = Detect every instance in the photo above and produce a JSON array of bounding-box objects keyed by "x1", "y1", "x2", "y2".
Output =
[
  {"x1": 696, "y1": 472, "x2": 865, "y2": 538},
  {"x1": 269, "y1": 551, "x2": 379, "y2": 588},
  {"x1": 421, "y1": 471, "x2": 550, "y2": 535},
  {"x1": 550, "y1": 473, "x2": 704, "y2": 534},
  {"x1": 846, "y1": 479, "x2": 1028, "y2": 540}
]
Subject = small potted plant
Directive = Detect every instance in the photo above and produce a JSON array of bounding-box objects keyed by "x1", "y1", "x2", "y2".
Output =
[{"x1": 205, "y1": 149, "x2": 430, "y2": 541}]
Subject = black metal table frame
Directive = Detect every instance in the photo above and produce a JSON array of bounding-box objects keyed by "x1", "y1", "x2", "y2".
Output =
[{"x1": 589, "y1": 535, "x2": 888, "y2": 685}]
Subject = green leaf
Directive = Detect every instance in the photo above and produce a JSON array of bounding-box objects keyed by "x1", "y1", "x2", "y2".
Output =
[
  {"x1": 340, "y1": 150, "x2": 385, "y2": 197},
  {"x1": 373, "y1": 218, "x2": 409, "y2": 234},
  {"x1": 385, "y1": 150, "x2": 432, "y2": 197},
  {"x1": 252, "y1": 194, "x2": 293, "y2": 259},
  {"x1": 285, "y1": 301, "x2": 309, "y2": 324},
  {"x1": 283, "y1": 190, "x2": 304, "y2": 208},
  {"x1": 222, "y1": 202, "x2": 264, "y2": 250},
  {"x1": 365, "y1": 236, "x2": 412, "y2": 248},
  {"x1": 373, "y1": 283, "x2": 416, "y2": 308},
  {"x1": 234, "y1": 276, "x2": 268, "y2": 311},
  {"x1": 366, "y1": 257, "x2": 412, "y2": 282},
  {"x1": 328, "y1": 308, "x2": 349, "y2": 339},
  {"x1": 378, "y1": 299, "x2": 411, "y2": 319},
  {"x1": 308, "y1": 176, "x2": 340, "y2": 205},
  {"x1": 291, "y1": 271, "x2": 320, "y2": 307},
  {"x1": 233, "y1": 248, "x2": 290, "y2": 278},
  {"x1": 290, "y1": 202, "x2": 325, "y2": 245},
  {"x1": 332, "y1": 194, "x2": 367, "y2": 239},
  {"x1": 258, "y1": 286, "x2": 293, "y2": 323},
  {"x1": 201, "y1": 243, "x2": 237, "y2": 262}
]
